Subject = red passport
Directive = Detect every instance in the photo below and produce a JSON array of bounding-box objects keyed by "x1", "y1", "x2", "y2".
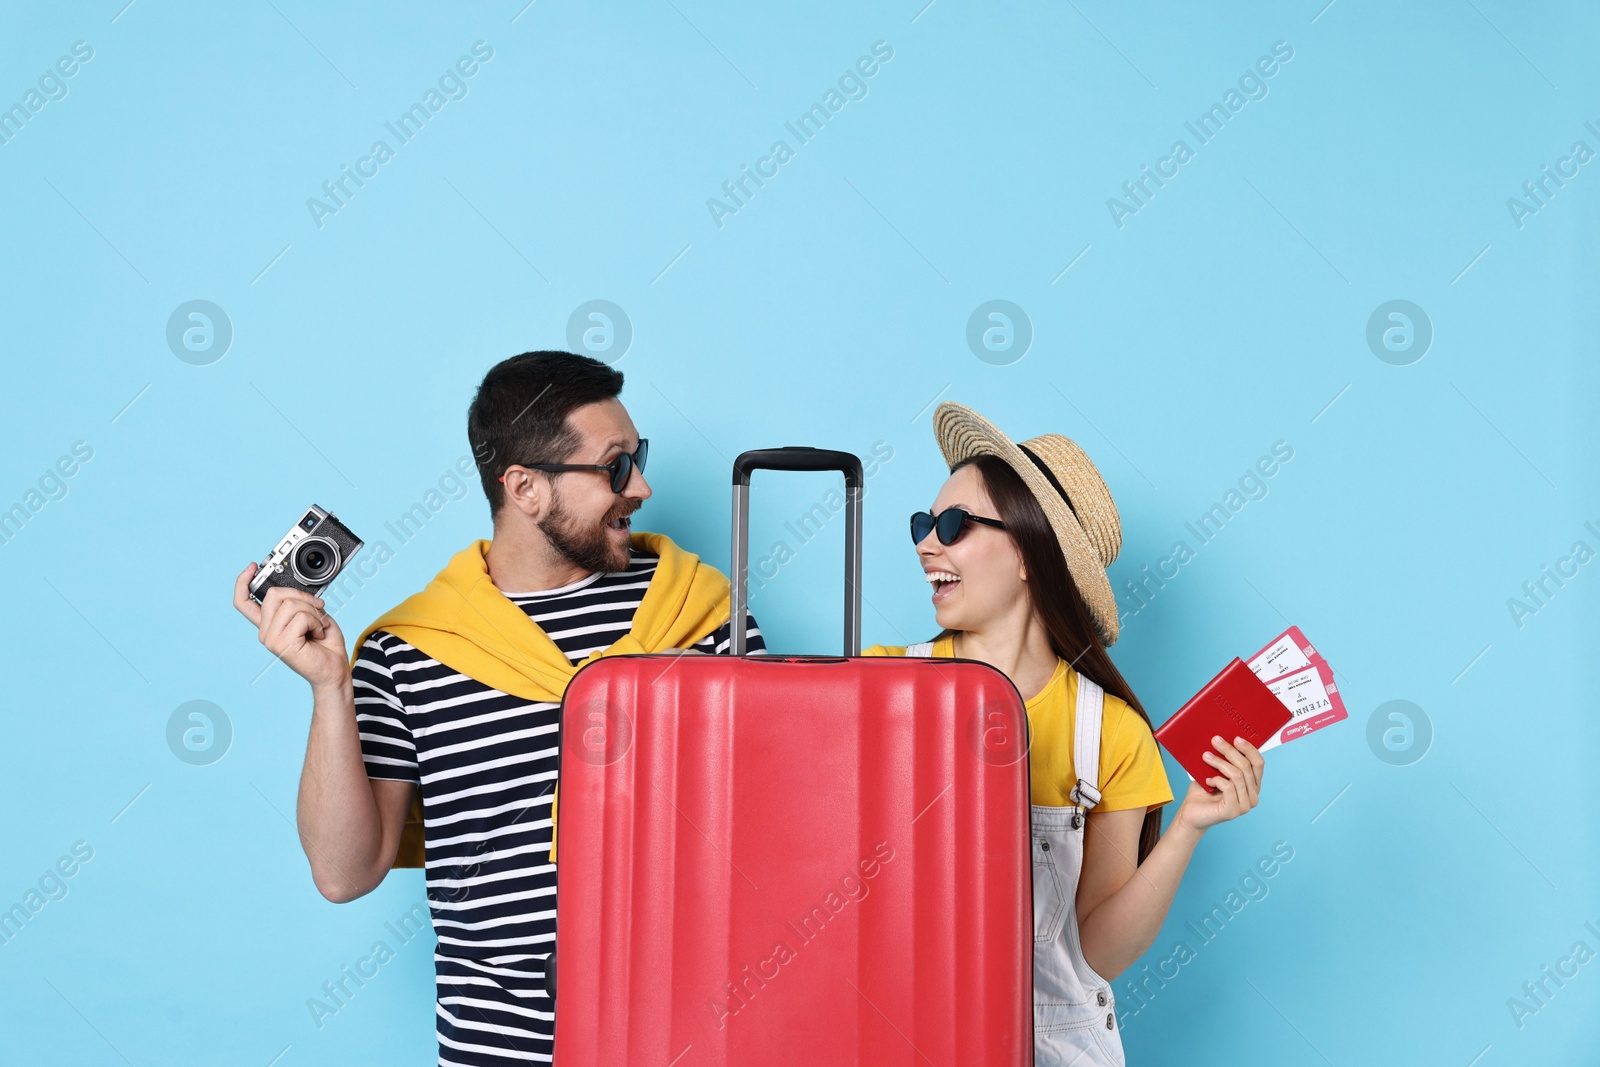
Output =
[{"x1": 1154, "y1": 658, "x2": 1291, "y2": 794}]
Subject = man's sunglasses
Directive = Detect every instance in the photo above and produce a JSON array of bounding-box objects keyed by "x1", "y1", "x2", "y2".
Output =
[
  {"x1": 909, "y1": 506, "x2": 1007, "y2": 546},
  {"x1": 502, "y1": 438, "x2": 649, "y2": 495}
]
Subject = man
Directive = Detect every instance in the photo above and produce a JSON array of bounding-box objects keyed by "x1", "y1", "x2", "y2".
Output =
[{"x1": 232, "y1": 351, "x2": 763, "y2": 1063}]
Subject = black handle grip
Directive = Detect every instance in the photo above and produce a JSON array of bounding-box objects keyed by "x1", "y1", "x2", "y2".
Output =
[
  {"x1": 732, "y1": 447, "x2": 864, "y2": 489},
  {"x1": 730, "y1": 447, "x2": 864, "y2": 656}
]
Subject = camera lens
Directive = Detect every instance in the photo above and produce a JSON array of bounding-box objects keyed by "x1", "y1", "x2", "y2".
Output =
[{"x1": 290, "y1": 536, "x2": 341, "y2": 586}]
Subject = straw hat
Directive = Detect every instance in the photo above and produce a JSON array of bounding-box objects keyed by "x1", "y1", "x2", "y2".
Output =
[{"x1": 932, "y1": 401, "x2": 1123, "y2": 646}]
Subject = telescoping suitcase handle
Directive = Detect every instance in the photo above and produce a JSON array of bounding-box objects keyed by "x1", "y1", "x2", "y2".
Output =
[{"x1": 730, "y1": 447, "x2": 863, "y2": 656}]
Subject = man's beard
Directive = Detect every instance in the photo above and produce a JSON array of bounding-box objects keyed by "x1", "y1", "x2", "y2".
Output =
[{"x1": 539, "y1": 491, "x2": 635, "y2": 574}]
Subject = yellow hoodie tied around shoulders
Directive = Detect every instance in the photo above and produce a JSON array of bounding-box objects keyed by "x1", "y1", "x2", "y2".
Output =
[{"x1": 347, "y1": 531, "x2": 734, "y2": 868}]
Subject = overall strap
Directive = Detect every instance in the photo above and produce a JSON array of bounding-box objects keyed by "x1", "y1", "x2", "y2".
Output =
[
  {"x1": 906, "y1": 641, "x2": 935, "y2": 656},
  {"x1": 1070, "y1": 671, "x2": 1105, "y2": 813}
]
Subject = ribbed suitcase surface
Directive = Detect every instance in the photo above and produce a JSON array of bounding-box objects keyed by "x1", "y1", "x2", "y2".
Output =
[{"x1": 553, "y1": 652, "x2": 1031, "y2": 1066}]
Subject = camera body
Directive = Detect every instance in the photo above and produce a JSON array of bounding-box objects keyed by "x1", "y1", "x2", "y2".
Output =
[{"x1": 249, "y1": 505, "x2": 363, "y2": 602}]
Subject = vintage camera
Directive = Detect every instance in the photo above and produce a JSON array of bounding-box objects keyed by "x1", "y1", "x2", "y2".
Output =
[{"x1": 248, "y1": 505, "x2": 364, "y2": 602}]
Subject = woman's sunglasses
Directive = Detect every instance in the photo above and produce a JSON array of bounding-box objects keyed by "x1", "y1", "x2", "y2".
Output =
[
  {"x1": 504, "y1": 438, "x2": 649, "y2": 495},
  {"x1": 909, "y1": 506, "x2": 1007, "y2": 546}
]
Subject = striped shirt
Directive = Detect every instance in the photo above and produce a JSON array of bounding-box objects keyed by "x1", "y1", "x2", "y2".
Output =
[{"x1": 354, "y1": 549, "x2": 764, "y2": 1065}]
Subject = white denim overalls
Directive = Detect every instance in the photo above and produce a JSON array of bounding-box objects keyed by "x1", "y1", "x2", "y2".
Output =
[
  {"x1": 912, "y1": 645, "x2": 1124, "y2": 1066},
  {"x1": 1030, "y1": 671, "x2": 1124, "y2": 1066}
]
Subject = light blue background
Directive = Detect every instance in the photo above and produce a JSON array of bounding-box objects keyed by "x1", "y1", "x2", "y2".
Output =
[{"x1": 1, "y1": 1, "x2": 1596, "y2": 1063}]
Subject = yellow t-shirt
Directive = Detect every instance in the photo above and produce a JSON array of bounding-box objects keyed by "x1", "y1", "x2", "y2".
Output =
[{"x1": 864, "y1": 634, "x2": 1173, "y2": 812}]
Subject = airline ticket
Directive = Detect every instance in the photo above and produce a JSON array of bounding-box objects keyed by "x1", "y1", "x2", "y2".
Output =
[{"x1": 1246, "y1": 626, "x2": 1347, "y2": 749}]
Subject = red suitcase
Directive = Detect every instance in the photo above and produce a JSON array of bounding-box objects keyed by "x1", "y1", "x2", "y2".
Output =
[{"x1": 553, "y1": 448, "x2": 1033, "y2": 1065}]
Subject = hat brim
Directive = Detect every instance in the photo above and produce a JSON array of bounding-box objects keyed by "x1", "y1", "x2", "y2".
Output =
[{"x1": 932, "y1": 402, "x2": 1120, "y2": 646}]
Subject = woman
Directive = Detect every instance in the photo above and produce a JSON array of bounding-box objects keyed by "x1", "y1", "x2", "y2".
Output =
[{"x1": 864, "y1": 402, "x2": 1266, "y2": 1066}]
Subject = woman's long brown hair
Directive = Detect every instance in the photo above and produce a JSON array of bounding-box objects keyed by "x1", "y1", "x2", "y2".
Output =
[{"x1": 937, "y1": 454, "x2": 1164, "y2": 864}]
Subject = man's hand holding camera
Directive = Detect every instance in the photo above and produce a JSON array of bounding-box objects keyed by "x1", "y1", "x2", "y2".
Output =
[
  {"x1": 233, "y1": 504, "x2": 363, "y2": 692},
  {"x1": 230, "y1": 505, "x2": 406, "y2": 906},
  {"x1": 232, "y1": 563, "x2": 349, "y2": 692}
]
